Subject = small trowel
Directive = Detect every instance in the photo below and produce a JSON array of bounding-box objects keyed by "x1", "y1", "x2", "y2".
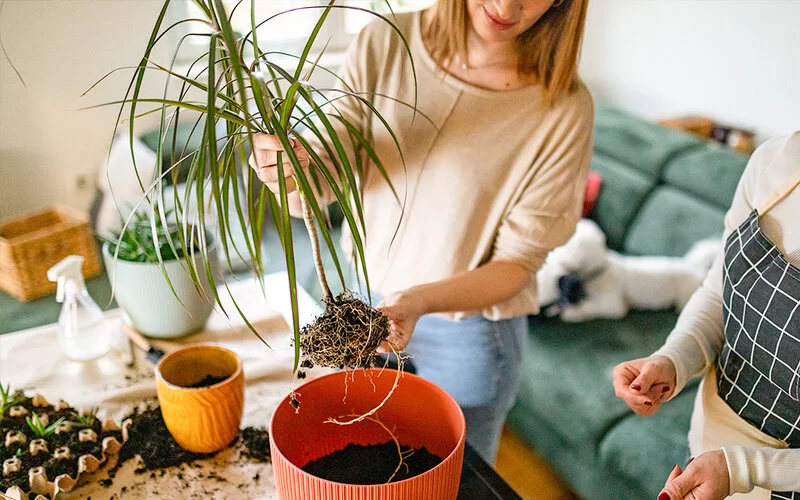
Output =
[{"x1": 122, "y1": 325, "x2": 166, "y2": 365}]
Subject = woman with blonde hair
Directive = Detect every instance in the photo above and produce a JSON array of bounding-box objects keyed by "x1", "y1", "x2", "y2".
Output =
[{"x1": 250, "y1": 0, "x2": 593, "y2": 463}]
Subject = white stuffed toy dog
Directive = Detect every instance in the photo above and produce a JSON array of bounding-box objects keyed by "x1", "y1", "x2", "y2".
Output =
[{"x1": 537, "y1": 219, "x2": 720, "y2": 322}]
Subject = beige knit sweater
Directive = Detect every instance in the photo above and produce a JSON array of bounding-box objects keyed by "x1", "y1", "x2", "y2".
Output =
[
  {"x1": 655, "y1": 132, "x2": 800, "y2": 497},
  {"x1": 306, "y1": 11, "x2": 594, "y2": 320}
]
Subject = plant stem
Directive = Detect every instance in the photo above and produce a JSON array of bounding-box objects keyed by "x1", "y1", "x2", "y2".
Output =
[{"x1": 299, "y1": 190, "x2": 333, "y2": 303}]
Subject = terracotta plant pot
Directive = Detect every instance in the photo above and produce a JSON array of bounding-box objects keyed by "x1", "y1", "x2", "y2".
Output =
[
  {"x1": 270, "y1": 368, "x2": 466, "y2": 500},
  {"x1": 156, "y1": 344, "x2": 244, "y2": 453}
]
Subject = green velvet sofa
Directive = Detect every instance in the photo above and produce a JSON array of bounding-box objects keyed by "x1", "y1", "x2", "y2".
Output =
[
  {"x1": 0, "y1": 101, "x2": 750, "y2": 500},
  {"x1": 506, "y1": 101, "x2": 749, "y2": 499}
]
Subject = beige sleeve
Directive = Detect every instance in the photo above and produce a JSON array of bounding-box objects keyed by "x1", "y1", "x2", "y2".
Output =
[
  {"x1": 491, "y1": 92, "x2": 594, "y2": 274},
  {"x1": 653, "y1": 139, "x2": 778, "y2": 396},
  {"x1": 724, "y1": 446, "x2": 800, "y2": 494}
]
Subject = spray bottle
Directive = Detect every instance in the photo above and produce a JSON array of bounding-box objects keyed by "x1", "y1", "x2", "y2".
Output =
[{"x1": 47, "y1": 256, "x2": 110, "y2": 361}]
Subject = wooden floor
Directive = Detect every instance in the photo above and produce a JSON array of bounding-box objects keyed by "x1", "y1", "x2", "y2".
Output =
[{"x1": 495, "y1": 427, "x2": 579, "y2": 500}]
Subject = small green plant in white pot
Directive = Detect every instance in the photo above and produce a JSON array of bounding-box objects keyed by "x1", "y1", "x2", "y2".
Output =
[{"x1": 101, "y1": 208, "x2": 221, "y2": 338}]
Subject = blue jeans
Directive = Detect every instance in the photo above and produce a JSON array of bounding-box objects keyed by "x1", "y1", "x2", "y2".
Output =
[{"x1": 359, "y1": 285, "x2": 528, "y2": 464}]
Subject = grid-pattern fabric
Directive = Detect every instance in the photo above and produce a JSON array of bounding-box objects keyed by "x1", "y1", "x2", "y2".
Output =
[{"x1": 717, "y1": 210, "x2": 800, "y2": 500}]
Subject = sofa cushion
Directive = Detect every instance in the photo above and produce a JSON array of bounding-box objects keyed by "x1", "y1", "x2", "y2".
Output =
[
  {"x1": 662, "y1": 147, "x2": 748, "y2": 209},
  {"x1": 510, "y1": 310, "x2": 682, "y2": 498},
  {"x1": 515, "y1": 310, "x2": 680, "y2": 451},
  {"x1": 590, "y1": 153, "x2": 654, "y2": 250},
  {"x1": 599, "y1": 383, "x2": 698, "y2": 499},
  {"x1": 593, "y1": 101, "x2": 701, "y2": 179},
  {"x1": 623, "y1": 187, "x2": 725, "y2": 257}
]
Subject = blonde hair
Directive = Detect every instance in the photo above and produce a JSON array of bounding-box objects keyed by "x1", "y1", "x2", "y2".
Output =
[{"x1": 423, "y1": 0, "x2": 588, "y2": 105}]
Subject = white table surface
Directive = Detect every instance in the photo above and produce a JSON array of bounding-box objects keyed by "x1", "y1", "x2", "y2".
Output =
[{"x1": 0, "y1": 272, "x2": 326, "y2": 499}]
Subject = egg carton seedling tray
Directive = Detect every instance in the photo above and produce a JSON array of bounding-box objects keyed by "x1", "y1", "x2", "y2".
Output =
[{"x1": 1, "y1": 394, "x2": 125, "y2": 500}]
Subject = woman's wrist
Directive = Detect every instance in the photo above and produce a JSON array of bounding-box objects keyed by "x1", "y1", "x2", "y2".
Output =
[{"x1": 399, "y1": 286, "x2": 433, "y2": 317}]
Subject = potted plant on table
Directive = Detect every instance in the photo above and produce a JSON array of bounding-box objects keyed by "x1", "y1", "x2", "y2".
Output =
[
  {"x1": 101, "y1": 207, "x2": 220, "y2": 338},
  {"x1": 88, "y1": 0, "x2": 465, "y2": 497}
]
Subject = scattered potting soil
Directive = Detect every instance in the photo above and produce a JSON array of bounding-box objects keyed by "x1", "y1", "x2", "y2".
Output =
[
  {"x1": 43, "y1": 455, "x2": 79, "y2": 482},
  {"x1": 25, "y1": 449, "x2": 51, "y2": 468},
  {"x1": 186, "y1": 375, "x2": 229, "y2": 388},
  {"x1": 302, "y1": 441, "x2": 443, "y2": 484},
  {"x1": 68, "y1": 437, "x2": 103, "y2": 461},
  {"x1": 236, "y1": 427, "x2": 271, "y2": 463},
  {"x1": 0, "y1": 468, "x2": 28, "y2": 492},
  {"x1": 117, "y1": 407, "x2": 210, "y2": 471}
]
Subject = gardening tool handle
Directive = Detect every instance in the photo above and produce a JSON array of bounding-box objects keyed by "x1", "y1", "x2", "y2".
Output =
[{"x1": 122, "y1": 324, "x2": 151, "y2": 352}]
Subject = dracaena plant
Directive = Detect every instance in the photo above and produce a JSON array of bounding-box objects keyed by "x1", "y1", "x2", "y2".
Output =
[{"x1": 87, "y1": 0, "x2": 417, "y2": 372}]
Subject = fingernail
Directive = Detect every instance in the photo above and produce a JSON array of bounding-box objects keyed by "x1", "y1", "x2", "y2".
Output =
[
  {"x1": 662, "y1": 386, "x2": 671, "y2": 393},
  {"x1": 630, "y1": 383, "x2": 641, "y2": 391},
  {"x1": 659, "y1": 493, "x2": 670, "y2": 500},
  {"x1": 644, "y1": 400, "x2": 653, "y2": 406}
]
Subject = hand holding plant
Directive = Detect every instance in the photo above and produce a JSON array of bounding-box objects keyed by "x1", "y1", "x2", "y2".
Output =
[{"x1": 249, "y1": 134, "x2": 311, "y2": 196}]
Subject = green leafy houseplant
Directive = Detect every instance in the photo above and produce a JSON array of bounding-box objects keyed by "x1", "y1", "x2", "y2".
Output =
[
  {"x1": 99, "y1": 203, "x2": 220, "y2": 338},
  {"x1": 101, "y1": 208, "x2": 197, "y2": 264},
  {"x1": 87, "y1": 0, "x2": 416, "y2": 371}
]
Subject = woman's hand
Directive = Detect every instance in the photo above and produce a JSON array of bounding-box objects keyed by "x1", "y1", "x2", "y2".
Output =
[
  {"x1": 612, "y1": 355, "x2": 677, "y2": 416},
  {"x1": 658, "y1": 451, "x2": 730, "y2": 500},
  {"x1": 248, "y1": 133, "x2": 310, "y2": 194},
  {"x1": 376, "y1": 290, "x2": 428, "y2": 354}
]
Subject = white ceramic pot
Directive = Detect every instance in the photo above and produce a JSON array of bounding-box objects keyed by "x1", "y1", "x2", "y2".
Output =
[{"x1": 102, "y1": 239, "x2": 221, "y2": 338}]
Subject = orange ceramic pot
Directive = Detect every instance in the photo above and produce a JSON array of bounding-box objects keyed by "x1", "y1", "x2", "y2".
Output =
[
  {"x1": 270, "y1": 368, "x2": 466, "y2": 500},
  {"x1": 156, "y1": 344, "x2": 244, "y2": 453}
]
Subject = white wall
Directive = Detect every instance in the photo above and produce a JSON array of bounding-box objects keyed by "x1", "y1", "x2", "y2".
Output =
[
  {"x1": 580, "y1": 0, "x2": 800, "y2": 142},
  {"x1": 0, "y1": 0, "x2": 171, "y2": 218}
]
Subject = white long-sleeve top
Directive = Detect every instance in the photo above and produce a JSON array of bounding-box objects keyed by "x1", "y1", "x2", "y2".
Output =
[{"x1": 654, "y1": 132, "x2": 800, "y2": 496}]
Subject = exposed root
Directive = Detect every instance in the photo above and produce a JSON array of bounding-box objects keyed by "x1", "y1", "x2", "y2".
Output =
[{"x1": 325, "y1": 343, "x2": 403, "y2": 426}]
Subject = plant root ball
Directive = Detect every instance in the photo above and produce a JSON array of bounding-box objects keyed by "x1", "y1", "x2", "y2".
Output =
[{"x1": 299, "y1": 291, "x2": 389, "y2": 368}]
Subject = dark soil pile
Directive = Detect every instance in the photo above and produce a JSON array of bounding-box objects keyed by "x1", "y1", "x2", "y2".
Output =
[
  {"x1": 236, "y1": 427, "x2": 271, "y2": 463},
  {"x1": 186, "y1": 375, "x2": 229, "y2": 388},
  {"x1": 299, "y1": 291, "x2": 390, "y2": 370},
  {"x1": 302, "y1": 441, "x2": 442, "y2": 484},
  {"x1": 118, "y1": 408, "x2": 210, "y2": 471}
]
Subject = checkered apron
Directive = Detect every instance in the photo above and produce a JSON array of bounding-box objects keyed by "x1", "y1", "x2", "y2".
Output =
[{"x1": 717, "y1": 171, "x2": 800, "y2": 499}]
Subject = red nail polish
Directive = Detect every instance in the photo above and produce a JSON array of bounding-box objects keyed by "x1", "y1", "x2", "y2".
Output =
[
  {"x1": 644, "y1": 400, "x2": 653, "y2": 406},
  {"x1": 631, "y1": 383, "x2": 641, "y2": 391},
  {"x1": 662, "y1": 386, "x2": 671, "y2": 393},
  {"x1": 659, "y1": 493, "x2": 670, "y2": 500}
]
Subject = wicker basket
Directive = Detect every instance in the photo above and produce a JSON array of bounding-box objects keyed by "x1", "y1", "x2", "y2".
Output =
[{"x1": 0, "y1": 206, "x2": 101, "y2": 302}]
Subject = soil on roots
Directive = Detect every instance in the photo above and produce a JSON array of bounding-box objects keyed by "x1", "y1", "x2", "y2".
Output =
[{"x1": 299, "y1": 291, "x2": 389, "y2": 369}]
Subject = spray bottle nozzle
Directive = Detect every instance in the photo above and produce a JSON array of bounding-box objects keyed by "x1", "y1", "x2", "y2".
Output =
[{"x1": 47, "y1": 255, "x2": 86, "y2": 303}]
